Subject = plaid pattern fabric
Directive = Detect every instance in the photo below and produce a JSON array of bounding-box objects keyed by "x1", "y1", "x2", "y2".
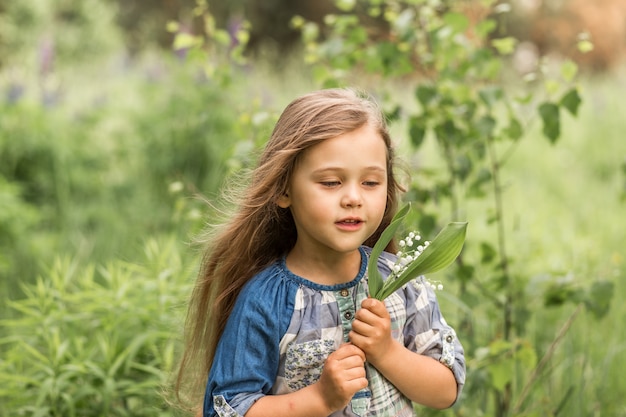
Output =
[{"x1": 204, "y1": 247, "x2": 465, "y2": 417}]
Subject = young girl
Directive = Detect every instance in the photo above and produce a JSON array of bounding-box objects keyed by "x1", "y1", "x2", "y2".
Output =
[{"x1": 176, "y1": 88, "x2": 465, "y2": 417}]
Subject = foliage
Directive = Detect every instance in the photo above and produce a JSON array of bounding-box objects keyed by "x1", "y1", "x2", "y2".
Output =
[
  {"x1": 0, "y1": 0, "x2": 624, "y2": 416},
  {"x1": 290, "y1": 0, "x2": 616, "y2": 415},
  {"x1": 166, "y1": 0, "x2": 250, "y2": 82},
  {"x1": 0, "y1": 2, "x2": 269, "y2": 413},
  {"x1": 0, "y1": 56, "x2": 244, "y2": 309},
  {"x1": 0, "y1": 0, "x2": 122, "y2": 70},
  {"x1": 133, "y1": 68, "x2": 247, "y2": 202},
  {"x1": 0, "y1": 238, "x2": 193, "y2": 416}
]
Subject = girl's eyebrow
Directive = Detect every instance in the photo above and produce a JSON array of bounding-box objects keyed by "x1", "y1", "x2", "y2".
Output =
[{"x1": 311, "y1": 166, "x2": 387, "y2": 175}]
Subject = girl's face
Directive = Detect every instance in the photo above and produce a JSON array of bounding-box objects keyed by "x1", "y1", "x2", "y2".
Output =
[{"x1": 278, "y1": 123, "x2": 388, "y2": 264}]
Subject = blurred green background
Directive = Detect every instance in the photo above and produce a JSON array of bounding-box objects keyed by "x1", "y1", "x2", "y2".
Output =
[{"x1": 1, "y1": 0, "x2": 625, "y2": 416}]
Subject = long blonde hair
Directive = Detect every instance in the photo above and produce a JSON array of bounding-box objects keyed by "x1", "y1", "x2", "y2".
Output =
[{"x1": 175, "y1": 88, "x2": 403, "y2": 408}]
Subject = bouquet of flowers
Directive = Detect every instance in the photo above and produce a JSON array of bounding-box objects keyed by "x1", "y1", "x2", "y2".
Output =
[{"x1": 368, "y1": 203, "x2": 468, "y2": 300}]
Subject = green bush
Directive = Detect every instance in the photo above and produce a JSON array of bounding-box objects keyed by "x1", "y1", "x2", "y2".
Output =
[
  {"x1": 0, "y1": 52, "x2": 246, "y2": 306},
  {"x1": 0, "y1": 0, "x2": 122, "y2": 68},
  {"x1": 0, "y1": 175, "x2": 41, "y2": 302},
  {"x1": 134, "y1": 69, "x2": 242, "y2": 201},
  {"x1": 0, "y1": 238, "x2": 193, "y2": 417}
]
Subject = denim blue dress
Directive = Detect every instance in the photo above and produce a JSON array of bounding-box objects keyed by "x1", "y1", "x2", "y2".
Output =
[{"x1": 203, "y1": 246, "x2": 465, "y2": 417}]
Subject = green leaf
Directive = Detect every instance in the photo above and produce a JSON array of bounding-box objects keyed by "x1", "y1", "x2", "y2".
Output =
[
  {"x1": 479, "y1": 86, "x2": 503, "y2": 108},
  {"x1": 491, "y1": 37, "x2": 517, "y2": 55},
  {"x1": 443, "y1": 12, "x2": 469, "y2": 34},
  {"x1": 505, "y1": 117, "x2": 523, "y2": 140},
  {"x1": 455, "y1": 154, "x2": 472, "y2": 181},
  {"x1": 585, "y1": 280, "x2": 614, "y2": 319},
  {"x1": 415, "y1": 85, "x2": 438, "y2": 107},
  {"x1": 544, "y1": 79, "x2": 560, "y2": 96},
  {"x1": 335, "y1": 0, "x2": 357, "y2": 12},
  {"x1": 538, "y1": 102, "x2": 560, "y2": 143},
  {"x1": 544, "y1": 281, "x2": 583, "y2": 307},
  {"x1": 517, "y1": 340, "x2": 538, "y2": 369},
  {"x1": 559, "y1": 88, "x2": 582, "y2": 117},
  {"x1": 475, "y1": 19, "x2": 497, "y2": 38},
  {"x1": 367, "y1": 203, "x2": 411, "y2": 298},
  {"x1": 214, "y1": 29, "x2": 231, "y2": 46},
  {"x1": 434, "y1": 120, "x2": 463, "y2": 145},
  {"x1": 560, "y1": 60, "x2": 578, "y2": 82},
  {"x1": 476, "y1": 115, "x2": 496, "y2": 138},
  {"x1": 409, "y1": 115, "x2": 427, "y2": 148},
  {"x1": 577, "y1": 39, "x2": 594, "y2": 53},
  {"x1": 173, "y1": 33, "x2": 201, "y2": 50},
  {"x1": 375, "y1": 221, "x2": 468, "y2": 300},
  {"x1": 490, "y1": 357, "x2": 514, "y2": 391},
  {"x1": 290, "y1": 15, "x2": 306, "y2": 29},
  {"x1": 467, "y1": 168, "x2": 491, "y2": 198},
  {"x1": 480, "y1": 241, "x2": 496, "y2": 263},
  {"x1": 166, "y1": 21, "x2": 179, "y2": 33},
  {"x1": 385, "y1": 105, "x2": 401, "y2": 123}
]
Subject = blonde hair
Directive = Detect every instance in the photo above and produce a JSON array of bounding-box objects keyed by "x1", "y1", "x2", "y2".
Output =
[{"x1": 175, "y1": 88, "x2": 403, "y2": 408}]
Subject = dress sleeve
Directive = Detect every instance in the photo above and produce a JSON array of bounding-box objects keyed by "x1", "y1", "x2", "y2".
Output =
[
  {"x1": 402, "y1": 276, "x2": 466, "y2": 401},
  {"x1": 203, "y1": 268, "x2": 296, "y2": 417}
]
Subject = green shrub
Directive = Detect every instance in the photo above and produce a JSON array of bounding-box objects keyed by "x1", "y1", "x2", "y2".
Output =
[
  {"x1": 134, "y1": 68, "x2": 242, "y2": 201},
  {"x1": 0, "y1": 175, "x2": 41, "y2": 306},
  {"x1": 0, "y1": 0, "x2": 122, "y2": 68},
  {"x1": 0, "y1": 237, "x2": 193, "y2": 417},
  {"x1": 0, "y1": 52, "x2": 244, "y2": 306}
]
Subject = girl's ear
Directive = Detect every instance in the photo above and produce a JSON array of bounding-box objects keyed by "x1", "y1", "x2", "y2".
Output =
[{"x1": 277, "y1": 192, "x2": 291, "y2": 208}]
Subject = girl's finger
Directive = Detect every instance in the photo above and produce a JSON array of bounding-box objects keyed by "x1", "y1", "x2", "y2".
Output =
[
  {"x1": 333, "y1": 343, "x2": 366, "y2": 362},
  {"x1": 361, "y1": 298, "x2": 389, "y2": 318}
]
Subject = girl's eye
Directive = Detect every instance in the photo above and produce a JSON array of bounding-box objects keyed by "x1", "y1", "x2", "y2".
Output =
[
  {"x1": 320, "y1": 181, "x2": 341, "y2": 187},
  {"x1": 363, "y1": 181, "x2": 380, "y2": 187}
]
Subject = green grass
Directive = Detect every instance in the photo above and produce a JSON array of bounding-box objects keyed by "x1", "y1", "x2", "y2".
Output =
[
  {"x1": 455, "y1": 73, "x2": 626, "y2": 415},
  {"x1": 503, "y1": 76, "x2": 625, "y2": 277},
  {"x1": 509, "y1": 74, "x2": 626, "y2": 416}
]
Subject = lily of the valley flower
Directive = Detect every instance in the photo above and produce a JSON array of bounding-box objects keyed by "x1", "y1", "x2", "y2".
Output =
[
  {"x1": 368, "y1": 203, "x2": 468, "y2": 300},
  {"x1": 388, "y1": 232, "x2": 445, "y2": 291}
]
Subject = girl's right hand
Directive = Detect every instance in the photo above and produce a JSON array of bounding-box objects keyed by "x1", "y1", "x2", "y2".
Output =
[
  {"x1": 244, "y1": 343, "x2": 368, "y2": 417},
  {"x1": 314, "y1": 343, "x2": 368, "y2": 412}
]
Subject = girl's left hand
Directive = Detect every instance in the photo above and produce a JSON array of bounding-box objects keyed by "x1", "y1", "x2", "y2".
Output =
[{"x1": 349, "y1": 298, "x2": 393, "y2": 365}]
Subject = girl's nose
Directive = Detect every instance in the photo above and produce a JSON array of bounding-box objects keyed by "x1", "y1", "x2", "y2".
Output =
[{"x1": 341, "y1": 184, "x2": 363, "y2": 208}]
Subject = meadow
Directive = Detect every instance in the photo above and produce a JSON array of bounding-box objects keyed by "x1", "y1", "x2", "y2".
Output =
[{"x1": 1, "y1": 1, "x2": 625, "y2": 416}]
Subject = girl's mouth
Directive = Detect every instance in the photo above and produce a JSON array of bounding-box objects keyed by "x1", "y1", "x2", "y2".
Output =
[
  {"x1": 337, "y1": 218, "x2": 362, "y2": 224},
  {"x1": 336, "y1": 219, "x2": 364, "y2": 229}
]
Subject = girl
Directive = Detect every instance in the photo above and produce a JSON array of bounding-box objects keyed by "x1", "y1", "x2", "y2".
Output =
[{"x1": 176, "y1": 88, "x2": 465, "y2": 417}]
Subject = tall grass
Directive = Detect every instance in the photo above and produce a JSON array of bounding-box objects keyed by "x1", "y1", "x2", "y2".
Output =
[
  {"x1": 433, "y1": 71, "x2": 626, "y2": 416},
  {"x1": 0, "y1": 238, "x2": 195, "y2": 416},
  {"x1": 504, "y1": 73, "x2": 626, "y2": 416}
]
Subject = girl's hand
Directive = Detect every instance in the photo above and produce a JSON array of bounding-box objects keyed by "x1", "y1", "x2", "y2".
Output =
[
  {"x1": 314, "y1": 343, "x2": 368, "y2": 412},
  {"x1": 349, "y1": 298, "x2": 393, "y2": 365},
  {"x1": 349, "y1": 299, "x2": 458, "y2": 410}
]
